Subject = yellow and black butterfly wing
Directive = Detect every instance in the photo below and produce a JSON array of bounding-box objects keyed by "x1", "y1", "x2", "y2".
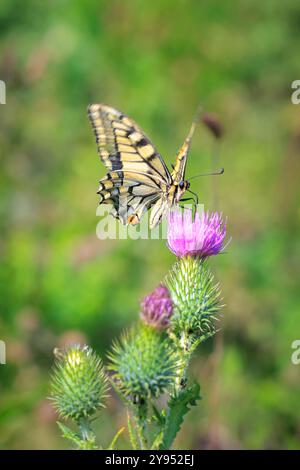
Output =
[
  {"x1": 171, "y1": 107, "x2": 200, "y2": 183},
  {"x1": 97, "y1": 171, "x2": 162, "y2": 225},
  {"x1": 88, "y1": 104, "x2": 171, "y2": 179},
  {"x1": 88, "y1": 104, "x2": 172, "y2": 224}
]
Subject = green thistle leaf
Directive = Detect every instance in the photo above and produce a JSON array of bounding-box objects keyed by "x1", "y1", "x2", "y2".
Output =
[
  {"x1": 160, "y1": 382, "x2": 201, "y2": 450},
  {"x1": 57, "y1": 422, "x2": 83, "y2": 448},
  {"x1": 57, "y1": 421, "x2": 98, "y2": 449}
]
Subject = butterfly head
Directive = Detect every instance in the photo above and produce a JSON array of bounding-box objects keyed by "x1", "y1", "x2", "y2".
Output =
[
  {"x1": 179, "y1": 180, "x2": 190, "y2": 191},
  {"x1": 173, "y1": 180, "x2": 190, "y2": 203}
]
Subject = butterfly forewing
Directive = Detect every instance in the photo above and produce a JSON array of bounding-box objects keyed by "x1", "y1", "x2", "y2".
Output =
[
  {"x1": 88, "y1": 104, "x2": 171, "y2": 184},
  {"x1": 171, "y1": 117, "x2": 198, "y2": 184}
]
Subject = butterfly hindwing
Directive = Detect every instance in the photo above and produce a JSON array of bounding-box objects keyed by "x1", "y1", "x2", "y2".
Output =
[{"x1": 97, "y1": 174, "x2": 160, "y2": 225}]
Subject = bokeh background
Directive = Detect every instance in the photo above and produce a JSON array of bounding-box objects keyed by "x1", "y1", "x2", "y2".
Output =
[{"x1": 1, "y1": 0, "x2": 300, "y2": 449}]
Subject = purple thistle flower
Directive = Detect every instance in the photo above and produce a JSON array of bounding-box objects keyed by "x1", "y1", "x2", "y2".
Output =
[
  {"x1": 140, "y1": 284, "x2": 173, "y2": 329},
  {"x1": 167, "y1": 207, "x2": 227, "y2": 259}
]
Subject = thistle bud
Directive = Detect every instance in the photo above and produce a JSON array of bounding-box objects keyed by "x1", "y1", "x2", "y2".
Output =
[
  {"x1": 140, "y1": 284, "x2": 173, "y2": 329},
  {"x1": 166, "y1": 257, "x2": 222, "y2": 340},
  {"x1": 108, "y1": 326, "x2": 179, "y2": 401},
  {"x1": 50, "y1": 344, "x2": 108, "y2": 422}
]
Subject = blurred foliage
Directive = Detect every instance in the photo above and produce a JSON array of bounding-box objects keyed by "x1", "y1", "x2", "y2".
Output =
[{"x1": 0, "y1": 0, "x2": 300, "y2": 449}]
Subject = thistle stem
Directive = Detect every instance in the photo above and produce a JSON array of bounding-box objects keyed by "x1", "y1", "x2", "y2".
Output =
[
  {"x1": 78, "y1": 417, "x2": 92, "y2": 440},
  {"x1": 177, "y1": 331, "x2": 191, "y2": 391},
  {"x1": 77, "y1": 417, "x2": 96, "y2": 449},
  {"x1": 133, "y1": 401, "x2": 148, "y2": 450}
]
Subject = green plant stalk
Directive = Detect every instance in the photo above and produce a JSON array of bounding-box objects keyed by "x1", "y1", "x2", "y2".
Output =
[
  {"x1": 108, "y1": 427, "x2": 125, "y2": 450},
  {"x1": 178, "y1": 331, "x2": 191, "y2": 390},
  {"x1": 168, "y1": 330, "x2": 191, "y2": 392},
  {"x1": 77, "y1": 417, "x2": 96, "y2": 449},
  {"x1": 127, "y1": 410, "x2": 139, "y2": 450},
  {"x1": 132, "y1": 401, "x2": 149, "y2": 449},
  {"x1": 176, "y1": 329, "x2": 217, "y2": 390}
]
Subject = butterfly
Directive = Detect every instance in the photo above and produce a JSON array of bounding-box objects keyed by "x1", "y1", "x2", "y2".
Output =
[{"x1": 88, "y1": 104, "x2": 200, "y2": 229}]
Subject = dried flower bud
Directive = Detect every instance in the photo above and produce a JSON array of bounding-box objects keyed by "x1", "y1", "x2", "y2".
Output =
[{"x1": 202, "y1": 112, "x2": 223, "y2": 139}]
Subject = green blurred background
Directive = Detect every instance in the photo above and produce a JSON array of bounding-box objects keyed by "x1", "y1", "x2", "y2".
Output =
[{"x1": 1, "y1": 0, "x2": 300, "y2": 449}]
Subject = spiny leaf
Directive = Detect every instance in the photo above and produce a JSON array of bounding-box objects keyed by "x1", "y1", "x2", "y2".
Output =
[
  {"x1": 57, "y1": 421, "x2": 83, "y2": 448},
  {"x1": 160, "y1": 382, "x2": 201, "y2": 450},
  {"x1": 152, "y1": 404, "x2": 165, "y2": 426}
]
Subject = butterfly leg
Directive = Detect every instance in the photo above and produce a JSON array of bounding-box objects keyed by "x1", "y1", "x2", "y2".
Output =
[
  {"x1": 178, "y1": 197, "x2": 195, "y2": 210},
  {"x1": 186, "y1": 188, "x2": 199, "y2": 206},
  {"x1": 186, "y1": 189, "x2": 199, "y2": 219}
]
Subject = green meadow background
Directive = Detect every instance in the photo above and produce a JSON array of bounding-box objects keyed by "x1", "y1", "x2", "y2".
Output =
[{"x1": 1, "y1": 0, "x2": 300, "y2": 449}]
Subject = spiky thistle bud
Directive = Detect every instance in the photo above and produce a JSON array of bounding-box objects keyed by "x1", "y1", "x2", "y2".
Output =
[
  {"x1": 50, "y1": 344, "x2": 108, "y2": 422},
  {"x1": 166, "y1": 257, "x2": 222, "y2": 340},
  {"x1": 108, "y1": 326, "x2": 179, "y2": 402}
]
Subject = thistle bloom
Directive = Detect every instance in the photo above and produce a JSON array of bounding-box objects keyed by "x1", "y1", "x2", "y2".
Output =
[
  {"x1": 167, "y1": 208, "x2": 226, "y2": 259},
  {"x1": 140, "y1": 284, "x2": 173, "y2": 329}
]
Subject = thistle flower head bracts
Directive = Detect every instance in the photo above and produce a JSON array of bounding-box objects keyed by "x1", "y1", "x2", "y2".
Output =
[
  {"x1": 140, "y1": 284, "x2": 173, "y2": 329},
  {"x1": 108, "y1": 326, "x2": 179, "y2": 402},
  {"x1": 166, "y1": 257, "x2": 222, "y2": 341},
  {"x1": 50, "y1": 344, "x2": 108, "y2": 422},
  {"x1": 167, "y1": 207, "x2": 227, "y2": 259}
]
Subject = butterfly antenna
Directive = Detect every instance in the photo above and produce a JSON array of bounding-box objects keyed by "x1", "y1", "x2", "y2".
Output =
[{"x1": 188, "y1": 168, "x2": 224, "y2": 180}]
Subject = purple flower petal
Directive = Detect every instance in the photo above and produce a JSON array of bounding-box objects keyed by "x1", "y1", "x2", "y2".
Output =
[
  {"x1": 167, "y1": 207, "x2": 227, "y2": 259},
  {"x1": 140, "y1": 284, "x2": 173, "y2": 329}
]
